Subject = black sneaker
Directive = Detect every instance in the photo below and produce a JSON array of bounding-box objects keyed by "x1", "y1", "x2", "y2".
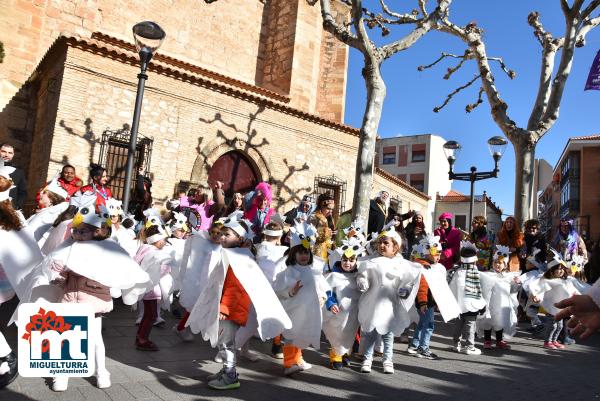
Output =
[
  {"x1": 417, "y1": 348, "x2": 438, "y2": 360},
  {"x1": 271, "y1": 343, "x2": 284, "y2": 359},
  {"x1": 330, "y1": 361, "x2": 343, "y2": 370}
]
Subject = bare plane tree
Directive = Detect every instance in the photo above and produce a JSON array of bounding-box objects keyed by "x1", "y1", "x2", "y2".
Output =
[
  {"x1": 420, "y1": 1, "x2": 600, "y2": 224},
  {"x1": 318, "y1": 0, "x2": 452, "y2": 227},
  {"x1": 204, "y1": 0, "x2": 452, "y2": 228}
]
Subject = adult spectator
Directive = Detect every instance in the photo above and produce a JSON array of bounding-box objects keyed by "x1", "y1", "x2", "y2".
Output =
[
  {"x1": 587, "y1": 241, "x2": 600, "y2": 284},
  {"x1": 551, "y1": 218, "x2": 587, "y2": 263},
  {"x1": 0, "y1": 143, "x2": 27, "y2": 210},
  {"x1": 225, "y1": 192, "x2": 244, "y2": 216},
  {"x1": 309, "y1": 193, "x2": 336, "y2": 258},
  {"x1": 469, "y1": 216, "x2": 493, "y2": 271},
  {"x1": 35, "y1": 165, "x2": 83, "y2": 208},
  {"x1": 284, "y1": 194, "x2": 314, "y2": 225},
  {"x1": 80, "y1": 164, "x2": 113, "y2": 208},
  {"x1": 179, "y1": 181, "x2": 225, "y2": 231},
  {"x1": 495, "y1": 216, "x2": 525, "y2": 272},
  {"x1": 130, "y1": 166, "x2": 153, "y2": 222},
  {"x1": 433, "y1": 212, "x2": 461, "y2": 270},
  {"x1": 243, "y1": 182, "x2": 274, "y2": 237},
  {"x1": 367, "y1": 190, "x2": 413, "y2": 234},
  {"x1": 405, "y1": 212, "x2": 427, "y2": 257},
  {"x1": 522, "y1": 219, "x2": 547, "y2": 272}
]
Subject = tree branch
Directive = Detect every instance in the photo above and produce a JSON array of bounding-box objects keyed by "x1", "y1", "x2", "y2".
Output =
[
  {"x1": 577, "y1": 14, "x2": 600, "y2": 46},
  {"x1": 377, "y1": 0, "x2": 420, "y2": 23},
  {"x1": 419, "y1": 0, "x2": 428, "y2": 18},
  {"x1": 465, "y1": 87, "x2": 485, "y2": 113},
  {"x1": 528, "y1": 11, "x2": 553, "y2": 46},
  {"x1": 580, "y1": 0, "x2": 600, "y2": 20},
  {"x1": 378, "y1": 0, "x2": 452, "y2": 62},
  {"x1": 433, "y1": 74, "x2": 481, "y2": 113},
  {"x1": 320, "y1": 0, "x2": 361, "y2": 49}
]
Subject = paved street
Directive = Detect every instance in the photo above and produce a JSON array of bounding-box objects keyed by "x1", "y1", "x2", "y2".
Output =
[{"x1": 1, "y1": 298, "x2": 599, "y2": 401}]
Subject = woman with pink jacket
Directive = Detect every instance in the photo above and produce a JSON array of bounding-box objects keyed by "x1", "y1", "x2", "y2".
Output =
[{"x1": 434, "y1": 212, "x2": 462, "y2": 270}]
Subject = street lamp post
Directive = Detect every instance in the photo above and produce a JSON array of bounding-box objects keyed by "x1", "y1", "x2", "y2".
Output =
[
  {"x1": 122, "y1": 21, "x2": 166, "y2": 213},
  {"x1": 443, "y1": 136, "x2": 508, "y2": 232}
]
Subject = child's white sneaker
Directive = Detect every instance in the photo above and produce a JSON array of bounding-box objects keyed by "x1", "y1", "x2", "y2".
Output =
[
  {"x1": 52, "y1": 377, "x2": 69, "y2": 392},
  {"x1": 96, "y1": 372, "x2": 111, "y2": 389},
  {"x1": 284, "y1": 362, "x2": 310, "y2": 376},
  {"x1": 382, "y1": 360, "x2": 394, "y2": 374},
  {"x1": 464, "y1": 346, "x2": 481, "y2": 355},
  {"x1": 361, "y1": 359, "x2": 372, "y2": 373}
]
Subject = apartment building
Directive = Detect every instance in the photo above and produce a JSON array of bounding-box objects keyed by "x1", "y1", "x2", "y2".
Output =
[{"x1": 375, "y1": 134, "x2": 452, "y2": 229}]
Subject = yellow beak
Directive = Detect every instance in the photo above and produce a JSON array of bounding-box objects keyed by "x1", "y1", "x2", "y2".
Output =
[
  {"x1": 72, "y1": 213, "x2": 84, "y2": 228},
  {"x1": 429, "y1": 247, "x2": 438, "y2": 256},
  {"x1": 301, "y1": 239, "x2": 310, "y2": 250}
]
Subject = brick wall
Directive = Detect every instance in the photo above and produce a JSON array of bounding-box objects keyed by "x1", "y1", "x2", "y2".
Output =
[
  {"x1": 47, "y1": 45, "x2": 359, "y2": 213},
  {"x1": 0, "y1": 0, "x2": 347, "y2": 123}
]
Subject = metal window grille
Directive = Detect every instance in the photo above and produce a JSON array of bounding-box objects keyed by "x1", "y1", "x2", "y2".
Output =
[
  {"x1": 313, "y1": 174, "x2": 347, "y2": 218},
  {"x1": 98, "y1": 128, "x2": 153, "y2": 200}
]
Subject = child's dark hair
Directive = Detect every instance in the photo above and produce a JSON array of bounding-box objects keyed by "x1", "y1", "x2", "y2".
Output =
[
  {"x1": 145, "y1": 225, "x2": 162, "y2": 238},
  {"x1": 93, "y1": 224, "x2": 111, "y2": 241},
  {"x1": 543, "y1": 263, "x2": 566, "y2": 279},
  {"x1": 285, "y1": 244, "x2": 313, "y2": 266},
  {"x1": 122, "y1": 218, "x2": 135, "y2": 229},
  {"x1": 89, "y1": 163, "x2": 105, "y2": 181}
]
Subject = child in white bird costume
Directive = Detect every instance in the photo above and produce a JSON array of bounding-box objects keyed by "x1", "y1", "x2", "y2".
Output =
[
  {"x1": 528, "y1": 249, "x2": 579, "y2": 350},
  {"x1": 448, "y1": 241, "x2": 487, "y2": 356},
  {"x1": 186, "y1": 215, "x2": 291, "y2": 389},
  {"x1": 407, "y1": 234, "x2": 461, "y2": 360},
  {"x1": 478, "y1": 245, "x2": 521, "y2": 350},
  {"x1": 322, "y1": 237, "x2": 365, "y2": 370},
  {"x1": 356, "y1": 229, "x2": 421, "y2": 374},
  {"x1": 273, "y1": 221, "x2": 328, "y2": 376}
]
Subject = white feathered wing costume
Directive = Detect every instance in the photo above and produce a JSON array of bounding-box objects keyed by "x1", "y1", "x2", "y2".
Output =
[{"x1": 186, "y1": 247, "x2": 292, "y2": 347}]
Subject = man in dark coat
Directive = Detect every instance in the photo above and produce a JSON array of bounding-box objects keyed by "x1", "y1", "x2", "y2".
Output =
[
  {"x1": 367, "y1": 190, "x2": 414, "y2": 235},
  {"x1": 0, "y1": 143, "x2": 27, "y2": 210}
]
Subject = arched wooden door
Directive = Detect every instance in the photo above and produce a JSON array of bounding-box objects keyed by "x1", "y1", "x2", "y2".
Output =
[{"x1": 207, "y1": 151, "x2": 260, "y2": 200}]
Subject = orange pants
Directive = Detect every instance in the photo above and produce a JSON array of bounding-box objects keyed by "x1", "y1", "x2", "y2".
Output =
[
  {"x1": 273, "y1": 335, "x2": 282, "y2": 346},
  {"x1": 283, "y1": 344, "x2": 303, "y2": 368}
]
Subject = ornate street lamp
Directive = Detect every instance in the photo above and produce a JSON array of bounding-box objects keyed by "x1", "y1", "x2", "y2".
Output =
[
  {"x1": 443, "y1": 136, "x2": 508, "y2": 231},
  {"x1": 122, "y1": 21, "x2": 166, "y2": 213}
]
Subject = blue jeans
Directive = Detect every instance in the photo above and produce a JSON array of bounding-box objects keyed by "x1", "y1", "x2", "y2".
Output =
[
  {"x1": 362, "y1": 330, "x2": 394, "y2": 362},
  {"x1": 410, "y1": 307, "x2": 435, "y2": 351}
]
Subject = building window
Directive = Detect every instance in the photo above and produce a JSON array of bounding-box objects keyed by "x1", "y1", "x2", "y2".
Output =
[
  {"x1": 98, "y1": 129, "x2": 153, "y2": 200},
  {"x1": 454, "y1": 215, "x2": 467, "y2": 230},
  {"x1": 412, "y1": 149, "x2": 426, "y2": 162},
  {"x1": 410, "y1": 173, "x2": 425, "y2": 192},
  {"x1": 382, "y1": 152, "x2": 396, "y2": 164}
]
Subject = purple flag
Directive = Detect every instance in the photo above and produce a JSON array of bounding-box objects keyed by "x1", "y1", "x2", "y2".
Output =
[{"x1": 585, "y1": 50, "x2": 600, "y2": 91}]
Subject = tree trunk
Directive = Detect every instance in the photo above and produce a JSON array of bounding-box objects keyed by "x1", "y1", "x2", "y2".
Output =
[
  {"x1": 512, "y1": 134, "x2": 536, "y2": 226},
  {"x1": 351, "y1": 62, "x2": 386, "y2": 228}
]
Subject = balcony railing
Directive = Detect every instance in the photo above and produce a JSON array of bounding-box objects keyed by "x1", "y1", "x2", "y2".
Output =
[{"x1": 559, "y1": 199, "x2": 579, "y2": 218}]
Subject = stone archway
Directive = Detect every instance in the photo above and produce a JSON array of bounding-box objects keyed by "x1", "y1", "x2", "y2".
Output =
[
  {"x1": 208, "y1": 150, "x2": 259, "y2": 198},
  {"x1": 190, "y1": 138, "x2": 271, "y2": 196}
]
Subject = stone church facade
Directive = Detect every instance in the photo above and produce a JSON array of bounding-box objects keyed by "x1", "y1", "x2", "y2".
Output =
[{"x1": 0, "y1": 0, "x2": 428, "y2": 215}]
